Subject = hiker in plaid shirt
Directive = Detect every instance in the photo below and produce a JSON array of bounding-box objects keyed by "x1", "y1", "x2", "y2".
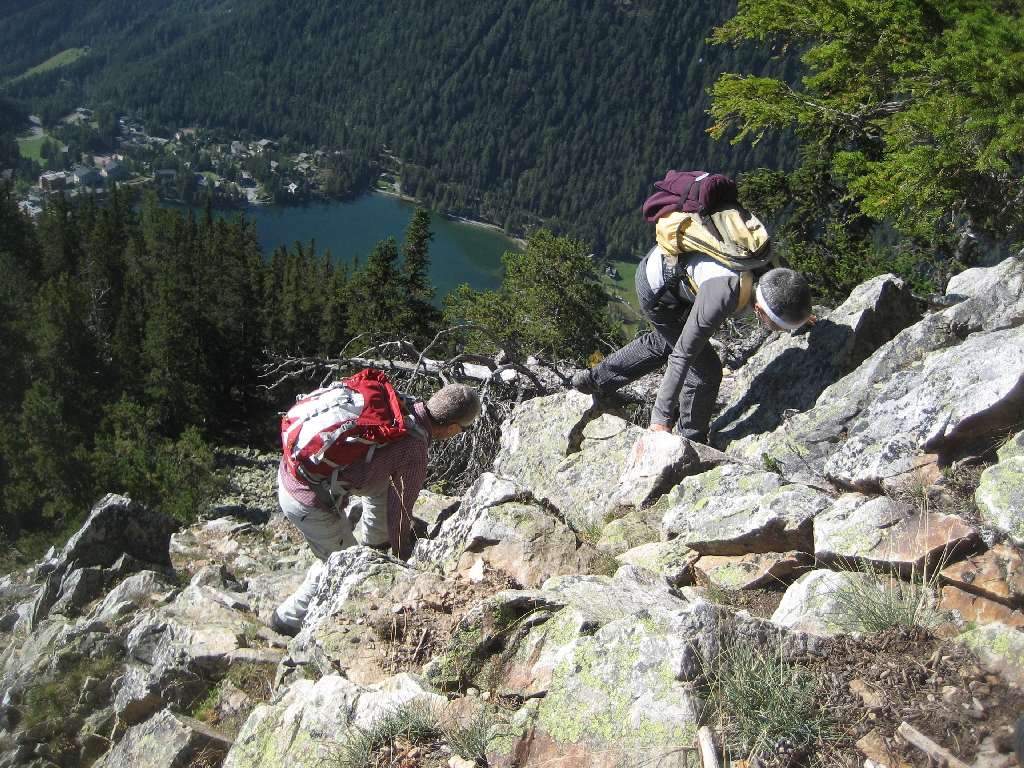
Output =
[{"x1": 271, "y1": 384, "x2": 480, "y2": 636}]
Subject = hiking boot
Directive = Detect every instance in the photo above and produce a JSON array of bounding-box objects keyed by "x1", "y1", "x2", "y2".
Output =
[
  {"x1": 269, "y1": 609, "x2": 300, "y2": 638},
  {"x1": 570, "y1": 369, "x2": 600, "y2": 395}
]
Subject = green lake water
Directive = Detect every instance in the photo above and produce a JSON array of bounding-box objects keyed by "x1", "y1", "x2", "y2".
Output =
[{"x1": 245, "y1": 193, "x2": 519, "y2": 298}]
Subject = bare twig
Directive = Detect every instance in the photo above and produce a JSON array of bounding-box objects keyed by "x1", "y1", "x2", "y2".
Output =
[{"x1": 896, "y1": 721, "x2": 970, "y2": 768}]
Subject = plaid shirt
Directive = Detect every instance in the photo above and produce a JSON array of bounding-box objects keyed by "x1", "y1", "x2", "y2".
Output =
[{"x1": 279, "y1": 401, "x2": 432, "y2": 560}]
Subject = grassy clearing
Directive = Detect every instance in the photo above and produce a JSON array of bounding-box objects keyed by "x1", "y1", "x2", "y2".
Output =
[
  {"x1": 9, "y1": 48, "x2": 88, "y2": 83},
  {"x1": 705, "y1": 643, "x2": 835, "y2": 766},
  {"x1": 18, "y1": 136, "x2": 45, "y2": 161}
]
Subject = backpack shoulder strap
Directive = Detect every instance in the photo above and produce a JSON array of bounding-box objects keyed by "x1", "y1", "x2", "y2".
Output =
[{"x1": 397, "y1": 393, "x2": 431, "y2": 445}]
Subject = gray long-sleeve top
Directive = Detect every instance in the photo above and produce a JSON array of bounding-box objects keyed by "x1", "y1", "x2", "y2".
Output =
[{"x1": 651, "y1": 270, "x2": 749, "y2": 426}]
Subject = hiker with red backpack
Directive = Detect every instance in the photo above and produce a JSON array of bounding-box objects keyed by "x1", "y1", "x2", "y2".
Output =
[
  {"x1": 271, "y1": 370, "x2": 481, "y2": 635},
  {"x1": 572, "y1": 171, "x2": 815, "y2": 444}
]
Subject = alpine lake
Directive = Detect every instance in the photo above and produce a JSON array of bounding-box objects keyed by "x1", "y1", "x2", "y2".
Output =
[{"x1": 238, "y1": 192, "x2": 519, "y2": 300}]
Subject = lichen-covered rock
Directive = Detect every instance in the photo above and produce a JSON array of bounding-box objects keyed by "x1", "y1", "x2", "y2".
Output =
[
  {"x1": 977, "y1": 456, "x2": 1024, "y2": 545},
  {"x1": 90, "y1": 571, "x2": 176, "y2": 625},
  {"x1": 997, "y1": 430, "x2": 1024, "y2": 461},
  {"x1": 614, "y1": 540, "x2": 698, "y2": 586},
  {"x1": 410, "y1": 473, "x2": 522, "y2": 574},
  {"x1": 822, "y1": 325, "x2": 1024, "y2": 488},
  {"x1": 492, "y1": 391, "x2": 600, "y2": 491},
  {"x1": 714, "y1": 274, "x2": 920, "y2": 445},
  {"x1": 955, "y1": 621, "x2": 1024, "y2": 687},
  {"x1": 243, "y1": 569, "x2": 308, "y2": 623},
  {"x1": 424, "y1": 589, "x2": 565, "y2": 690},
  {"x1": 596, "y1": 513, "x2": 660, "y2": 556},
  {"x1": 655, "y1": 464, "x2": 830, "y2": 555},
  {"x1": 223, "y1": 673, "x2": 446, "y2": 768},
  {"x1": 814, "y1": 494, "x2": 979, "y2": 572},
  {"x1": 609, "y1": 431, "x2": 731, "y2": 511},
  {"x1": 412, "y1": 489, "x2": 461, "y2": 539},
  {"x1": 694, "y1": 551, "x2": 812, "y2": 590},
  {"x1": 126, "y1": 584, "x2": 263, "y2": 678},
  {"x1": 300, "y1": 547, "x2": 447, "y2": 684},
  {"x1": 485, "y1": 590, "x2": 819, "y2": 768},
  {"x1": 455, "y1": 500, "x2": 601, "y2": 588},
  {"x1": 113, "y1": 664, "x2": 167, "y2": 725},
  {"x1": 940, "y1": 545, "x2": 1024, "y2": 605},
  {"x1": 943, "y1": 255, "x2": 1024, "y2": 336},
  {"x1": 541, "y1": 414, "x2": 644, "y2": 532},
  {"x1": 95, "y1": 710, "x2": 232, "y2": 768}
]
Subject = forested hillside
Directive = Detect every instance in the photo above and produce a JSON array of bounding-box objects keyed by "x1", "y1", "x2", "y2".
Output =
[{"x1": 1, "y1": 0, "x2": 799, "y2": 257}]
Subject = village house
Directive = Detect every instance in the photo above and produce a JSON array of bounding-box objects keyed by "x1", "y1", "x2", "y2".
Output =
[
  {"x1": 39, "y1": 172, "x2": 67, "y2": 191},
  {"x1": 102, "y1": 160, "x2": 128, "y2": 181},
  {"x1": 73, "y1": 166, "x2": 102, "y2": 186}
]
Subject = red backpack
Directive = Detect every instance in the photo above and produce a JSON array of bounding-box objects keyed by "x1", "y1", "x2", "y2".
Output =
[{"x1": 281, "y1": 368, "x2": 428, "y2": 488}]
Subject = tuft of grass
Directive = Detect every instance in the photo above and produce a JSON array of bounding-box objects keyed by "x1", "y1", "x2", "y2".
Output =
[
  {"x1": 337, "y1": 699, "x2": 443, "y2": 768},
  {"x1": 831, "y1": 565, "x2": 939, "y2": 634},
  {"x1": 337, "y1": 698, "x2": 497, "y2": 768},
  {"x1": 24, "y1": 655, "x2": 122, "y2": 728},
  {"x1": 705, "y1": 643, "x2": 835, "y2": 765}
]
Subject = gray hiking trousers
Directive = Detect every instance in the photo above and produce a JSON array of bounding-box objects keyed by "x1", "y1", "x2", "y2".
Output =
[{"x1": 589, "y1": 250, "x2": 722, "y2": 443}]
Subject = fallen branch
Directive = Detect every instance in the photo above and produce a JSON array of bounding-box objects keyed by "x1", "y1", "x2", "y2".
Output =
[
  {"x1": 697, "y1": 726, "x2": 721, "y2": 768},
  {"x1": 896, "y1": 721, "x2": 970, "y2": 768}
]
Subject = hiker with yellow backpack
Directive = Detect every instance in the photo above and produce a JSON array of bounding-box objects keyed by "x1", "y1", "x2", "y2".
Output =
[{"x1": 572, "y1": 171, "x2": 816, "y2": 444}]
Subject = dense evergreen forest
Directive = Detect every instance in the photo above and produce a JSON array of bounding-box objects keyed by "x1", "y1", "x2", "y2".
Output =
[{"x1": 0, "y1": 0, "x2": 800, "y2": 258}]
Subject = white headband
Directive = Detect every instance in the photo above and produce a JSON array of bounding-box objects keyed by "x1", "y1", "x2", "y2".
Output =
[{"x1": 755, "y1": 284, "x2": 804, "y2": 332}]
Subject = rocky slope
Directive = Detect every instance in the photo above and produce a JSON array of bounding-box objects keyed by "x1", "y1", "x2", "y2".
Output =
[{"x1": 1, "y1": 257, "x2": 1023, "y2": 768}]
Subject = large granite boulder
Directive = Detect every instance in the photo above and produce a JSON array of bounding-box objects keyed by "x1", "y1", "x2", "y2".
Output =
[
  {"x1": 714, "y1": 274, "x2": 921, "y2": 446},
  {"x1": 541, "y1": 414, "x2": 644, "y2": 533},
  {"x1": 727, "y1": 258, "x2": 1024, "y2": 491},
  {"x1": 29, "y1": 495, "x2": 179, "y2": 627},
  {"x1": 95, "y1": 709, "x2": 232, "y2": 768},
  {"x1": 813, "y1": 494, "x2": 979, "y2": 573},
  {"x1": 653, "y1": 464, "x2": 831, "y2": 555},
  {"x1": 223, "y1": 673, "x2": 447, "y2": 768},
  {"x1": 492, "y1": 391, "x2": 601, "y2": 490},
  {"x1": 411, "y1": 473, "x2": 523, "y2": 575},
  {"x1": 821, "y1": 324, "x2": 1024, "y2": 487},
  {"x1": 942, "y1": 255, "x2": 1024, "y2": 336},
  {"x1": 454, "y1": 499, "x2": 602, "y2": 588}
]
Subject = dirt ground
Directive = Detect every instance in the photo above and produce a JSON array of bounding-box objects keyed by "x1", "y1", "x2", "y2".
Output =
[{"x1": 793, "y1": 626, "x2": 1024, "y2": 767}]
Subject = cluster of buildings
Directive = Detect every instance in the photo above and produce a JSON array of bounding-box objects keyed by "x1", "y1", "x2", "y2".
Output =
[{"x1": 12, "y1": 109, "x2": 343, "y2": 216}]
